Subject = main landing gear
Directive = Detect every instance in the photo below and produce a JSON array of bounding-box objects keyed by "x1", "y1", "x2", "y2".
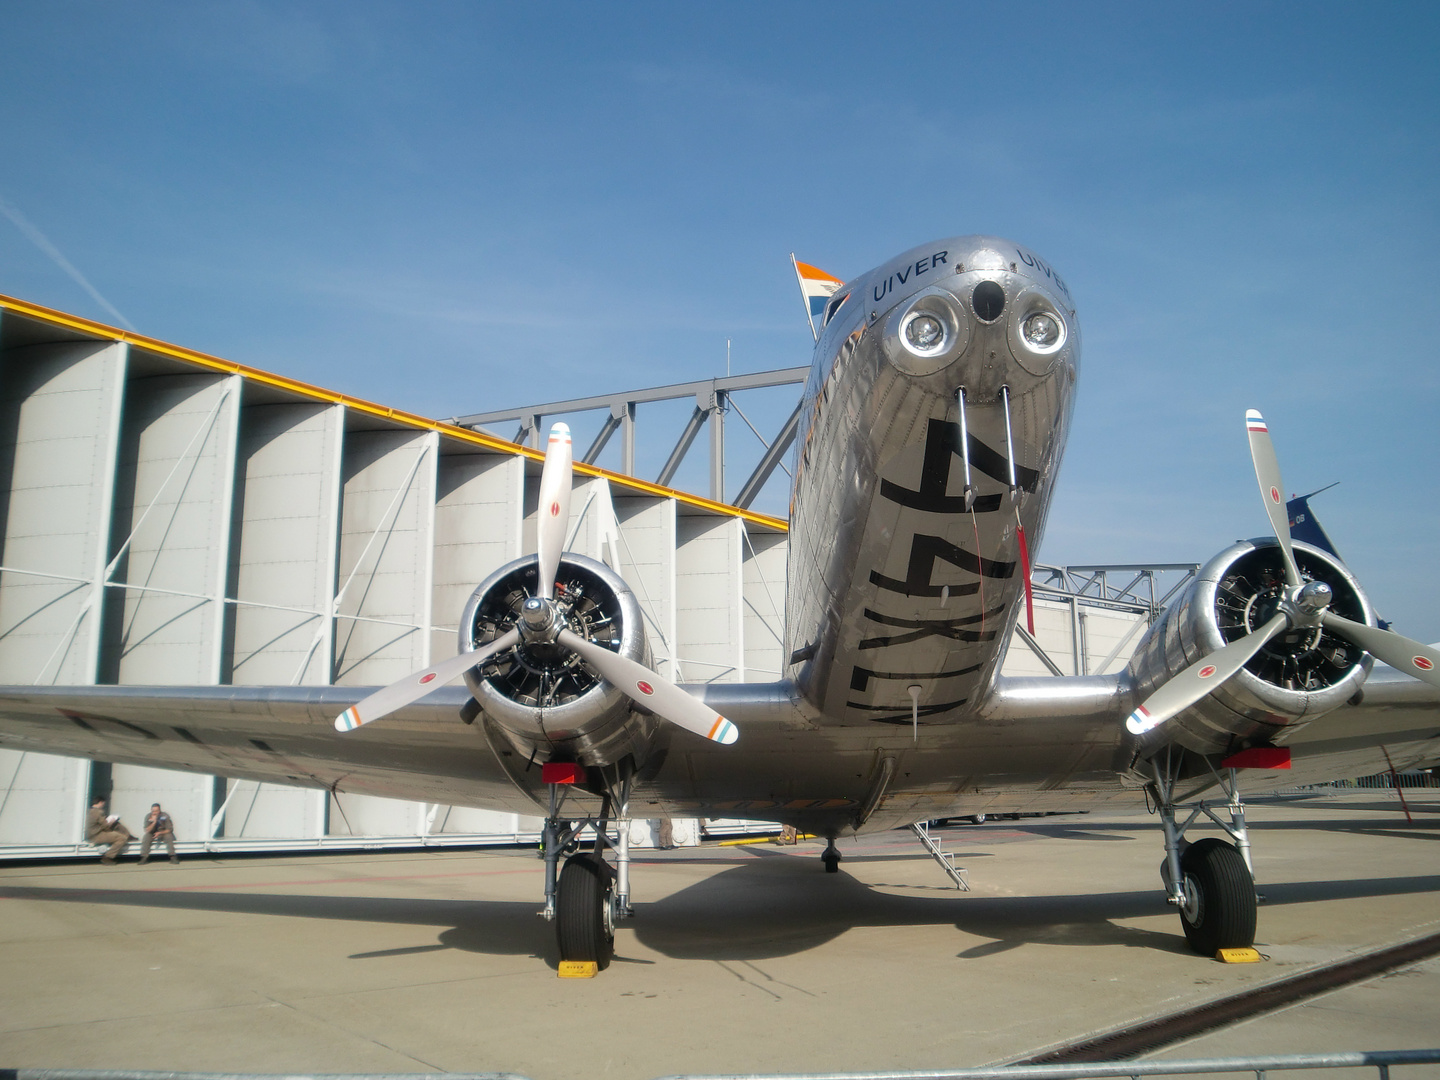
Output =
[
  {"x1": 1149, "y1": 750, "x2": 1258, "y2": 957},
  {"x1": 541, "y1": 775, "x2": 633, "y2": 970}
]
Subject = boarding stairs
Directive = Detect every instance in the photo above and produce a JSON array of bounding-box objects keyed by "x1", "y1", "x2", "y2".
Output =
[{"x1": 909, "y1": 821, "x2": 969, "y2": 890}]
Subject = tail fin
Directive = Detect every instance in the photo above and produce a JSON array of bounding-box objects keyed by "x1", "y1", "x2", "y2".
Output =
[{"x1": 1287, "y1": 482, "x2": 1341, "y2": 558}]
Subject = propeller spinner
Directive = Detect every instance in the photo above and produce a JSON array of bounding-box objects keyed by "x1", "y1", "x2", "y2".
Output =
[
  {"x1": 335, "y1": 423, "x2": 737, "y2": 745},
  {"x1": 1126, "y1": 410, "x2": 1440, "y2": 737}
]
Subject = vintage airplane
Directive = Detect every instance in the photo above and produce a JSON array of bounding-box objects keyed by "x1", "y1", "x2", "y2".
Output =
[{"x1": 1, "y1": 235, "x2": 1438, "y2": 970}]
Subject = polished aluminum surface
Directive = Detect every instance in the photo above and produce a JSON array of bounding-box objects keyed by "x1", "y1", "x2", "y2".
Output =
[{"x1": 785, "y1": 237, "x2": 1079, "y2": 733}]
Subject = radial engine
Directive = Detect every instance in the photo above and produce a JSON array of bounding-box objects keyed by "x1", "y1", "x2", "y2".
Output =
[
  {"x1": 458, "y1": 553, "x2": 660, "y2": 768},
  {"x1": 1126, "y1": 538, "x2": 1376, "y2": 755}
]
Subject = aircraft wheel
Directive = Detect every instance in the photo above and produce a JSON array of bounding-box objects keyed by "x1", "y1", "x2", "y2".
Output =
[
  {"x1": 969, "y1": 813, "x2": 987, "y2": 824},
  {"x1": 1177, "y1": 837, "x2": 1256, "y2": 956},
  {"x1": 556, "y1": 853, "x2": 614, "y2": 968},
  {"x1": 821, "y1": 842, "x2": 841, "y2": 874}
]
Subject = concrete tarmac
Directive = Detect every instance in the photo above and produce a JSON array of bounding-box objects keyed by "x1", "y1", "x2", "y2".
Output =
[{"x1": 1, "y1": 793, "x2": 1437, "y2": 1079}]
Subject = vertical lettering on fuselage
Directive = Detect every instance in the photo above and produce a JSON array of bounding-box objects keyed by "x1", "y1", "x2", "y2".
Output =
[
  {"x1": 849, "y1": 413, "x2": 1028, "y2": 722},
  {"x1": 869, "y1": 534, "x2": 1015, "y2": 597},
  {"x1": 879, "y1": 418, "x2": 1038, "y2": 513}
]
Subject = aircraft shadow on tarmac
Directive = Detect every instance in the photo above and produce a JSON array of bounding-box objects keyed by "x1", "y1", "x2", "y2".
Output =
[{"x1": 4, "y1": 848, "x2": 1439, "y2": 967}]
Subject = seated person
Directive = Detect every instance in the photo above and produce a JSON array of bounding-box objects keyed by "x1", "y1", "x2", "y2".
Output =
[
  {"x1": 85, "y1": 796, "x2": 133, "y2": 864},
  {"x1": 140, "y1": 803, "x2": 178, "y2": 864}
]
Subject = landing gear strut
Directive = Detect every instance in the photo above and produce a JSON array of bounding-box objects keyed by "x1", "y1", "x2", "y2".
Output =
[
  {"x1": 541, "y1": 776, "x2": 633, "y2": 969},
  {"x1": 821, "y1": 836, "x2": 842, "y2": 873},
  {"x1": 1150, "y1": 752, "x2": 1258, "y2": 957}
]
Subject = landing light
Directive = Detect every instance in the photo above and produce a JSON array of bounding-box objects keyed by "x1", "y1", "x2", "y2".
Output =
[
  {"x1": 905, "y1": 314, "x2": 944, "y2": 351},
  {"x1": 1022, "y1": 312, "x2": 1061, "y2": 349}
]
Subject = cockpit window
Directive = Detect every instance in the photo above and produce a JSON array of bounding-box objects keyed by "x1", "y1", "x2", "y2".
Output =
[{"x1": 822, "y1": 290, "x2": 851, "y2": 327}]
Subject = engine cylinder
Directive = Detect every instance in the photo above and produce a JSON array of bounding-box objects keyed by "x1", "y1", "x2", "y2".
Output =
[
  {"x1": 458, "y1": 553, "x2": 658, "y2": 768},
  {"x1": 1126, "y1": 539, "x2": 1375, "y2": 754}
]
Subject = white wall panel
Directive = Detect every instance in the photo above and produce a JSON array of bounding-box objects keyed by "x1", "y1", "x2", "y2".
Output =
[
  {"x1": 564, "y1": 476, "x2": 621, "y2": 569},
  {"x1": 107, "y1": 372, "x2": 240, "y2": 685},
  {"x1": 333, "y1": 429, "x2": 437, "y2": 686},
  {"x1": 328, "y1": 790, "x2": 421, "y2": 837},
  {"x1": 0, "y1": 341, "x2": 126, "y2": 684},
  {"x1": 613, "y1": 495, "x2": 677, "y2": 680},
  {"x1": 1076, "y1": 609, "x2": 1149, "y2": 677},
  {"x1": 999, "y1": 600, "x2": 1146, "y2": 677},
  {"x1": 432, "y1": 805, "x2": 543, "y2": 837},
  {"x1": 742, "y1": 529, "x2": 787, "y2": 679},
  {"x1": 676, "y1": 514, "x2": 743, "y2": 684},
  {"x1": 432, "y1": 450, "x2": 522, "y2": 662},
  {"x1": 218, "y1": 781, "x2": 327, "y2": 842},
  {"x1": 0, "y1": 754, "x2": 89, "y2": 844},
  {"x1": 230, "y1": 402, "x2": 344, "y2": 686}
]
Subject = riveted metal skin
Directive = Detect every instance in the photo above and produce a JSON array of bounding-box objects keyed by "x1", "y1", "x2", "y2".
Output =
[
  {"x1": 787, "y1": 236, "x2": 1080, "y2": 725},
  {"x1": 1126, "y1": 539, "x2": 1377, "y2": 755},
  {"x1": 458, "y1": 552, "x2": 658, "y2": 767}
]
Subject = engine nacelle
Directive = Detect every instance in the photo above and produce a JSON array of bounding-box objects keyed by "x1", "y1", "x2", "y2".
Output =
[
  {"x1": 1126, "y1": 539, "x2": 1376, "y2": 754},
  {"x1": 458, "y1": 553, "x2": 660, "y2": 768}
]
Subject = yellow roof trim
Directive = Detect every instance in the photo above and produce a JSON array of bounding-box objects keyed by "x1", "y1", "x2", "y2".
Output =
[{"x1": 0, "y1": 293, "x2": 788, "y2": 531}]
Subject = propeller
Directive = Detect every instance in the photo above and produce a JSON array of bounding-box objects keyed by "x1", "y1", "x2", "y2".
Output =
[
  {"x1": 334, "y1": 422, "x2": 738, "y2": 745},
  {"x1": 535, "y1": 423, "x2": 572, "y2": 601},
  {"x1": 1126, "y1": 409, "x2": 1440, "y2": 737},
  {"x1": 335, "y1": 629, "x2": 521, "y2": 732}
]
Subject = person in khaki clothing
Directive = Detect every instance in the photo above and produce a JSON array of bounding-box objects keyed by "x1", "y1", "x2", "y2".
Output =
[
  {"x1": 139, "y1": 802, "x2": 178, "y2": 864},
  {"x1": 85, "y1": 796, "x2": 133, "y2": 864}
]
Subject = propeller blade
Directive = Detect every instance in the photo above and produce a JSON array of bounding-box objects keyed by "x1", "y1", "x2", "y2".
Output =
[
  {"x1": 1125, "y1": 612, "x2": 1289, "y2": 736},
  {"x1": 1245, "y1": 410, "x2": 1302, "y2": 588},
  {"x1": 1319, "y1": 611, "x2": 1440, "y2": 688},
  {"x1": 335, "y1": 627, "x2": 521, "y2": 732},
  {"x1": 535, "y1": 423, "x2": 573, "y2": 602},
  {"x1": 555, "y1": 627, "x2": 738, "y2": 744}
]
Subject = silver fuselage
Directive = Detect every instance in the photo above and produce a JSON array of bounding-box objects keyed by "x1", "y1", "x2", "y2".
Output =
[{"x1": 785, "y1": 236, "x2": 1079, "y2": 726}]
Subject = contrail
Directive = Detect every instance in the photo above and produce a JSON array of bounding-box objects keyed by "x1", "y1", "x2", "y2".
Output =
[{"x1": 0, "y1": 192, "x2": 136, "y2": 331}]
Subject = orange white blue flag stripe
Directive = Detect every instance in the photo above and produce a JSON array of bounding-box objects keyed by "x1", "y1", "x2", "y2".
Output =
[{"x1": 791, "y1": 254, "x2": 844, "y2": 340}]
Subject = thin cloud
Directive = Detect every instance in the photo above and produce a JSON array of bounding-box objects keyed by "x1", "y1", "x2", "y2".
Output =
[{"x1": 0, "y1": 192, "x2": 135, "y2": 330}]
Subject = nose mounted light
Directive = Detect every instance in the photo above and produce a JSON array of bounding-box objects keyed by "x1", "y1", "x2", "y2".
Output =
[
  {"x1": 1022, "y1": 312, "x2": 1061, "y2": 349},
  {"x1": 904, "y1": 313, "x2": 944, "y2": 352},
  {"x1": 883, "y1": 286, "x2": 970, "y2": 377}
]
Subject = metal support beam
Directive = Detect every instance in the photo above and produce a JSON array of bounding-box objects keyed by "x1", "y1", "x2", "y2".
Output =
[
  {"x1": 709, "y1": 390, "x2": 725, "y2": 503},
  {"x1": 733, "y1": 400, "x2": 802, "y2": 509},
  {"x1": 449, "y1": 367, "x2": 809, "y2": 429},
  {"x1": 656, "y1": 405, "x2": 707, "y2": 488},
  {"x1": 619, "y1": 401, "x2": 635, "y2": 475},
  {"x1": 582, "y1": 411, "x2": 622, "y2": 466}
]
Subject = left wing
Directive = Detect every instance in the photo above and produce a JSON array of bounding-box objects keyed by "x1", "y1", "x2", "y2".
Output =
[{"x1": 0, "y1": 684, "x2": 540, "y2": 811}]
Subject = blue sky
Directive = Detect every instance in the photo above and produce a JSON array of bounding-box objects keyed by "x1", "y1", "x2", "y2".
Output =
[{"x1": 2, "y1": 3, "x2": 1437, "y2": 637}]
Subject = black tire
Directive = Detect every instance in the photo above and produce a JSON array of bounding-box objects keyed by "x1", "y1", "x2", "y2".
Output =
[
  {"x1": 821, "y1": 848, "x2": 841, "y2": 873},
  {"x1": 556, "y1": 853, "x2": 614, "y2": 968},
  {"x1": 1178, "y1": 837, "x2": 1256, "y2": 956}
]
